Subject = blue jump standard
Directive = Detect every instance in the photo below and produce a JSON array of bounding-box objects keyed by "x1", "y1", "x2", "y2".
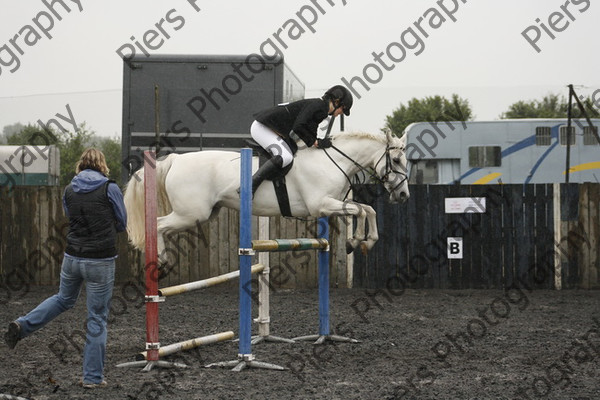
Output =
[
  {"x1": 292, "y1": 217, "x2": 359, "y2": 345},
  {"x1": 205, "y1": 148, "x2": 285, "y2": 371}
]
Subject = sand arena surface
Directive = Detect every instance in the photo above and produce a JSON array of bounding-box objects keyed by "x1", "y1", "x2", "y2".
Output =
[{"x1": 1, "y1": 285, "x2": 599, "y2": 399}]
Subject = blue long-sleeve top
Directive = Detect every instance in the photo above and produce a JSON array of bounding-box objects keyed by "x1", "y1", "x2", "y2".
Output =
[{"x1": 62, "y1": 169, "x2": 127, "y2": 232}]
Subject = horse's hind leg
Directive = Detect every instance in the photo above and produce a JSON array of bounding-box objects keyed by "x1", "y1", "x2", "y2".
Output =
[{"x1": 156, "y1": 212, "x2": 202, "y2": 272}]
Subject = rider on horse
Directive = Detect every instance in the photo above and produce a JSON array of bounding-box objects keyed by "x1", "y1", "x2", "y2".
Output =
[{"x1": 248, "y1": 85, "x2": 354, "y2": 196}]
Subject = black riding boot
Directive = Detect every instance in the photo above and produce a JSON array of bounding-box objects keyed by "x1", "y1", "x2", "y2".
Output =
[{"x1": 250, "y1": 155, "x2": 283, "y2": 197}]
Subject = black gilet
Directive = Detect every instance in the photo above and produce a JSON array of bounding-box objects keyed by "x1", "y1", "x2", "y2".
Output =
[{"x1": 64, "y1": 181, "x2": 117, "y2": 258}]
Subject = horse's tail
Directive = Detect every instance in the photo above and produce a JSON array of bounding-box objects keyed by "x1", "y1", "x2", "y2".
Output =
[{"x1": 123, "y1": 153, "x2": 176, "y2": 250}]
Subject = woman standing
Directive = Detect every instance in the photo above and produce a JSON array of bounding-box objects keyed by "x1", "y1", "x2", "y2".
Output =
[{"x1": 4, "y1": 148, "x2": 127, "y2": 389}]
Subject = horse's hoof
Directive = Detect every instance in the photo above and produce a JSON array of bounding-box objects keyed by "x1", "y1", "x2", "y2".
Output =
[
  {"x1": 360, "y1": 242, "x2": 369, "y2": 255},
  {"x1": 157, "y1": 264, "x2": 169, "y2": 280},
  {"x1": 346, "y1": 241, "x2": 355, "y2": 254}
]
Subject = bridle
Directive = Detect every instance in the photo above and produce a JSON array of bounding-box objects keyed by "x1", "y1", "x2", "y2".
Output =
[
  {"x1": 322, "y1": 137, "x2": 409, "y2": 199},
  {"x1": 375, "y1": 143, "x2": 409, "y2": 193}
]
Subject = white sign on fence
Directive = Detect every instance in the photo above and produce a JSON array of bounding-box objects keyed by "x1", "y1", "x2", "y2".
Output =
[
  {"x1": 444, "y1": 197, "x2": 486, "y2": 214},
  {"x1": 447, "y1": 237, "x2": 463, "y2": 259}
]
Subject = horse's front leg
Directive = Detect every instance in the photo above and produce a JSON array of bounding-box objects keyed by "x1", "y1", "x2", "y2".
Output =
[
  {"x1": 347, "y1": 202, "x2": 367, "y2": 254},
  {"x1": 360, "y1": 204, "x2": 379, "y2": 254},
  {"x1": 318, "y1": 199, "x2": 369, "y2": 254}
]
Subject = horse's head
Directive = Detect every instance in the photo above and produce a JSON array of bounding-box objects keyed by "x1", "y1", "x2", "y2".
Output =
[
  {"x1": 325, "y1": 130, "x2": 410, "y2": 203},
  {"x1": 378, "y1": 130, "x2": 410, "y2": 203}
]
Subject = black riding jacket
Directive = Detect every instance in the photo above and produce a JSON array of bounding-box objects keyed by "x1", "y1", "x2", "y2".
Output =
[{"x1": 254, "y1": 98, "x2": 329, "y2": 151}]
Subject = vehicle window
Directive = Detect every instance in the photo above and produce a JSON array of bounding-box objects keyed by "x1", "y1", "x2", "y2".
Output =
[
  {"x1": 559, "y1": 126, "x2": 576, "y2": 145},
  {"x1": 468, "y1": 146, "x2": 501, "y2": 167},
  {"x1": 409, "y1": 160, "x2": 438, "y2": 184},
  {"x1": 583, "y1": 126, "x2": 599, "y2": 145},
  {"x1": 535, "y1": 127, "x2": 551, "y2": 146}
]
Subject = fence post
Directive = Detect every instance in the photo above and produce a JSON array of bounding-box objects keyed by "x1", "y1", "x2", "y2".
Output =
[{"x1": 553, "y1": 183, "x2": 562, "y2": 290}]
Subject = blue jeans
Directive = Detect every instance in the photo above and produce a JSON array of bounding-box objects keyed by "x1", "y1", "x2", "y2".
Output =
[{"x1": 16, "y1": 254, "x2": 115, "y2": 384}]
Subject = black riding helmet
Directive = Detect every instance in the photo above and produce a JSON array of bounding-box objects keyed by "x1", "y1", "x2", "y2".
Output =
[{"x1": 323, "y1": 85, "x2": 353, "y2": 116}]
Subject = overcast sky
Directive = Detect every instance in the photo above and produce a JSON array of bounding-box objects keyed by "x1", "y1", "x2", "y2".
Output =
[{"x1": 0, "y1": 0, "x2": 598, "y2": 138}]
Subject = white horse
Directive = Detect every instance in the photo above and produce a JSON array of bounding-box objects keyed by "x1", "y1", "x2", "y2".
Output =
[{"x1": 124, "y1": 130, "x2": 409, "y2": 261}]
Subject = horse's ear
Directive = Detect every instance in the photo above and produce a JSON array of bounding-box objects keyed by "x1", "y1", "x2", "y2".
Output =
[
  {"x1": 399, "y1": 133, "x2": 407, "y2": 145},
  {"x1": 384, "y1": 128, "x2": 393, "y2": 143}
]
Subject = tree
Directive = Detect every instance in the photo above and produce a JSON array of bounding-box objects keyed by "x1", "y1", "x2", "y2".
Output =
[
  {"x1": 383, "y1": 94, "x2": 474, "y2": 137},
  {"x1": 2, "y1": 122, "x2": 122, "y2": 185},
  {"x1": 58, "y1": 123, "x2": 95, "y2": 185},
  {"x1": 5, "y1": 123, "x2": 60, "y2": 146},
  {"x1": 500, "y1": 93, "x2": 599, "y2": 119},
  {"x1": 93, "y1": 136, "x2": 122, "y2": 183},
  {"x1": 52, "y1": 123, "x2": 123, "y2": 185},
  {"x1": 1, "y1": 122, "x2": 25, "y2": 144}
]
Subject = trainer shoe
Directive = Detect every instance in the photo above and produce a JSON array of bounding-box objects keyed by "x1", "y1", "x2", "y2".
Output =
[
  {"x1": 4, "y1": 321, "x2": 21, "y2": 349},
  {"x1": 81, "y1": 380, "x2": 107, "y2": 389}
]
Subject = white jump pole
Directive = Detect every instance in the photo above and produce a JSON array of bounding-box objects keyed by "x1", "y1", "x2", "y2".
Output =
[
  {"x1": 137, "y1": 331, "x2": 235, "y2": 361},
  {"x1": 159, "y1": 264, "x2": 265, "y2": 297},
  {"x1": 252, "y1": 216, "x2": 295, "y2": 345}
]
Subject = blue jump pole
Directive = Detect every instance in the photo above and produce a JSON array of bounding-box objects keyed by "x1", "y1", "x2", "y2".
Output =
[
  {"x1": 318, "y1": 217, "x2": 330, "y2": 336},
  {"x1": 238, "y1": 148, "x2": 253, "y2": 357}
]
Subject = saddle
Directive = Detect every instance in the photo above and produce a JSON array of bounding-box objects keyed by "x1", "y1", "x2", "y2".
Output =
[{"x1": 244, "y1": 139, "x2": 294, "y2": 217}]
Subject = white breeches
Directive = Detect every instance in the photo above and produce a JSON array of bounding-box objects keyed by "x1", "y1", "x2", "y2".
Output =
[{"x1": 250, "y1": 120, "x2": 294, "y2": 167}]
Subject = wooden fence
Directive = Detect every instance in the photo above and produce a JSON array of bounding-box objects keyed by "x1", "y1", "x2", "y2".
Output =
[
  {"x1": 353, "y1": 183, "x2": 600, "y2": 290},
  {"x1": 2, "y1": 184, "x2": 599, "y2": 290},
  {"x1": 0, "y1": 186, "x2": 350, "y2": 289}
]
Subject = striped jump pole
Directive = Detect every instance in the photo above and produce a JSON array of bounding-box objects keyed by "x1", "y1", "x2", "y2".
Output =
[
  {"x1": 293, "y1": 217, "x2": 359, "y2": 345},
  {"x1": 251, "y1": 238, "x2": 330, "y2": 252},
  {"x1": 137, "y1": 331, "x2": 235, "y2": 361},
  {"x1": 159, "y1": 264, "x2": 265, "y2": 297},
  {"x1": 117, "y1": 151, "x2": 233, "y2": 371},
  {"x1": 206, "y1": 148, "x2": 285, "y2": 371}
]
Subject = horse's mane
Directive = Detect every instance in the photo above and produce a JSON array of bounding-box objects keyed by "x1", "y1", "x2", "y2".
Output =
[{"x1": 330, "y1": 131, "x2": 388, "y2": 144}]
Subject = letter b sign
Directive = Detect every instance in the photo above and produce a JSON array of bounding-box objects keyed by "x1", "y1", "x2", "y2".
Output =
[{"x1": 447, "y1": 237, "x2": 463, "y2": 259}]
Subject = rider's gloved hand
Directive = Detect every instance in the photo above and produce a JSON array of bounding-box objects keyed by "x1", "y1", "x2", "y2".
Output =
[{"x1": 317, "y1": 138, "x2": 332, "y2": 149}]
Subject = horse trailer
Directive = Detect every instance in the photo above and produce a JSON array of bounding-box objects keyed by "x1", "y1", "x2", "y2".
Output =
[
  {"x1": 404, "y1": 119, "x2": 600, "y2": 185},
  {"x1": 0, "y1": 145, "x2": 60, "y2": 187},
  {"x1": 121, "y1": 54, "x2": 304, "y2": 183}
]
